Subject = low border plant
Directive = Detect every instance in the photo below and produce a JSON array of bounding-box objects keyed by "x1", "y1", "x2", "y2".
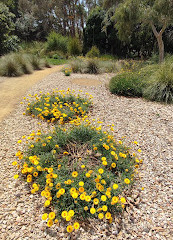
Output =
[
  {"x1": 14, "y1": 119, "x2": 142, "y2": 232},
  {"x1": 25, "y1": 89, "x2": 92, "y2": 124}
]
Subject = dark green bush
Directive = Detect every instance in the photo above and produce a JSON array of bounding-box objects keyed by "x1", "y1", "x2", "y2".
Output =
[
  {"x1": 109, "y1": 72, "x2": 143, "y2": 97},
  {"x1": 68, "y1": 38, "x2": 82, "y2": 56}
]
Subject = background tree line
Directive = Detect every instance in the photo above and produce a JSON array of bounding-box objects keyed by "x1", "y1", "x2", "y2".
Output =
[{"x1": 0, "y1": 0, "x2": 173, "y2": 60}]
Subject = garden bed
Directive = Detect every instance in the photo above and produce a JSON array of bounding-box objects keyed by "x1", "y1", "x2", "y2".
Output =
[{"x1": 0, "y1": 72, "x2": 172, "y2": 240}]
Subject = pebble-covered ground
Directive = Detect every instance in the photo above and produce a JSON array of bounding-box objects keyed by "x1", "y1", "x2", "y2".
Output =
[{"x1": 0, "y1": 71, "x2": 173, "y2": 240}]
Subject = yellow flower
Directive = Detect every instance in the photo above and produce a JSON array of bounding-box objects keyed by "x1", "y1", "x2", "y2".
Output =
[
  {"x1": 101, "y1": 195, "x2": 107, "y2": 201},
  {"x1": 42, "y1": 213, "x2": 48, "y2": 220},
  {"x1": 93, "y1": 198, "x2": 99, "y2": 205},
  {"x1": 81, "y1": 165, "x2": 85, "y2": 168},
  {"x1": 72, "y1": 171, "x2": 78, "y2": 178},
  {"x1": 44, "y1": 200, "x2": 50, "y2": 207},
  {"x1": 102, "y1": 205, "x2": 108, "y2": 212},
  {"x1": 113, "y1": 184, "x2": 118, "y2": 190},
  {"x1": 14, "y1": 174, "x2": 19, "y2": 179},
  {"x1": 79, "y1": 181, "x2": 84, "y2": 186},
  {"x1": 74, "y1": 222, "x2": 80, "y2": 230},
  {"x1": 84, "y1": 206, "x2": 88, "y2": 211},
  {"x1": 67, "y1": 225, "x2": 73, "y2": 233},
  {"x1": 12, "y1": 161, "x2": 17, "y2": 166},
  {"x1": 105, "y1": 212, "x2": 111, "y2": 219},
  {"x1": 120, "y1": 197, "x2": 126, "y2": 204},
  {"x1": 59, "y1": 188, "x2": 65, "y2": 195},
  {"x1": 112, "y1": 196, "x2": 119, "y2": 203},
  {"x1": 90, "y1": 208, "x2": 96, "y2": 214},
  {"x1": 98, "y1": 213, "x2": 104, "y2": 219},
  {"x1": 68, "y1": 210, "x2": 74, "y2": 217},
  {"x1": 85, "y1": 173, "x2": 91, "y2": 178},
  {"x1": 61, "y1": 211, "x2": 68, "y2": 218},
  {"x1": 66, "y1": 215, "x2": 71, "y2": 221},
  {"x1": 47, "y1": 219, "x2": 53, "y2": 227},
  {"x1": 124, "y1": 178, "x2": 130, "y2": 184},
  {"x1": 111, "y1": 151, "x2": 116, "y2": 156},
  {"x1": 80, "y1": 194, "x2": 85, "y2": 200},
  {"x1": 98, "y1": 168, "x2": 104, "y2": 174},
  {"x1": 49, "y1": 212, "x2": 55, "y2": 220},
  {"x1": 72, "y1": 192, "x2": 78, "y2": 199},
  {"x1": 111, "y1": 163, "x2": 116, "y2": 168},
  {"x1": 33, "y1": 172, "x2": 38, "y2": 177},
  {"x1": 79, "y1": 187, "x2": 84, "y2": 192},
  {"x1": 102, "y1": 161, "x2": 107, "y2": 166},
  {"x1": 85, "y1": 195, "x2": 91, "y2": 202},
  {"x1": 101, "y1": 157, "x2": 106, "y2": 161}
]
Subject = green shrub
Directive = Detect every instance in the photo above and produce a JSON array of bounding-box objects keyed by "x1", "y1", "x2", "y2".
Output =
[
  {"x1": 46, "y1": 32, "x2": 68, "y2": 54},
  {"x1": 86, "y1": 59, "x2": 100, "y2": 74},
  {"x1": 14, "y1": 122, "x2": 138, "y2": 230},
  {"x1": 86, "y1": 46, "x2": 100, "y2": 58},
  {"x1": 109, "y1": 72, "x2": 143, "y2": 97},
  {"x1": 143, "y1": 62, "x2": 173, "y2": 103},
  {"x1": 0, "y1": 54, "x2": 23, "y2": 77},
  {"x1": 26, "y1": 89, "x2": 92, "y2": 123},
  {"x1": 68, "y1": 38, "x2": 82, "y2": 56}
]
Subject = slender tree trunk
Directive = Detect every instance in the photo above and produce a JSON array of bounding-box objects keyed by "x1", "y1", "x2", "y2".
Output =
[
  {"x1": 150, "y1": 22, "x2": 167, "y2": 63},
  {"x1": 157, "y1": 35, "x2": 164, "y2": 63}
]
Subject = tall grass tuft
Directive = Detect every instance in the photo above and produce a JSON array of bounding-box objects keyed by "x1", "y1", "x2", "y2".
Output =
[
  {"x1": 85, "y1": 59, "x2": 100, "y2": 74},
  {"x1": 14, "y1": 54, "x2": 33, "y2": 74},
  {"x1": 144, "y1": 62, "x2": 173, "y2": 103},
  {"x1": 0, "y1": 54, "x2": 23, "y2": 77},
  {"x1": 29, "y1": 55, "x2": 43, "y2": 70}
]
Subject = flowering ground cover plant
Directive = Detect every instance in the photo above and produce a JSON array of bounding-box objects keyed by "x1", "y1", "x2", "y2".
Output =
[
  {"x1": 62, "y1": 67, "x2": 72, "y2": 76},
  {"x1": 14, "y1": 120, "x2": 141, "y2": 233},
  {"x1": 25, "y1": 89, "x2": 92, "y2": 124}
]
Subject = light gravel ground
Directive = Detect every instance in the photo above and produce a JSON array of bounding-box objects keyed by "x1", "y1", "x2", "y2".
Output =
[{"x1": 0, "y1": 71, "x2": 173, "y2": 240}]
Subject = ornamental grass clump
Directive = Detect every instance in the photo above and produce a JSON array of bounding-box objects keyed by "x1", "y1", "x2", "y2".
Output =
[
  {"x1": 14, "y1": 120, "x2": 142, "y2": 232},
  {"x1": 26, "y1": 89, "x2": 92, "y2": 124}
]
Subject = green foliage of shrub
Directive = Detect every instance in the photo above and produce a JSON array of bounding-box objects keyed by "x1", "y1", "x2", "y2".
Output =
[
  {"x1": 144, "y1": 61, "x2": 173, "y2": 103},
  {"x1": 109, "y1": 72, "x2": 143, "y2": 97},
  {"x1": 15, "y1": 122, "x2": 137, "y2": 228},
  {"x1": 20, "y1": 41, "x2": 46, "y2": 57},
  {"x1": 26, "y1": 89, "x2": 92, "y2": 124},
  {"x1": 86, "y1": 46, "x2": 100, "y2": 58},
  {"x1": 68, "y1": 38, "x2": 82, "y2": 56},
  {"x1": 86, "y1": 59, "x2": 100, "y2": 74},
  {"x1": 46, "y1": 32, "x2": 68, "y2": 54}
]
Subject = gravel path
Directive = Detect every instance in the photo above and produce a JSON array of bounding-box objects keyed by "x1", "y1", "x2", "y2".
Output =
[{"x1": 0, "y1": 72, "x2": 173, "y2": 240}]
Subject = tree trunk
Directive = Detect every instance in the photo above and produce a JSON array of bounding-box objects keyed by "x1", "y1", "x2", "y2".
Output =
[
  {"x1": 150, "y1": 22, "x2": 167, "y2": 63},
  {"x1": 157, "y1": 35, "x2": 164, "y2": 63}
]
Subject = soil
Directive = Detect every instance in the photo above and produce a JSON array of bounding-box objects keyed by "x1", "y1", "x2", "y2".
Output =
[
  {"x1": 0, "y1": 65, "x2": 63, "y2": 122},
  {"x1": 71, "y1": 78, "x2": 101, "y2": 86}
]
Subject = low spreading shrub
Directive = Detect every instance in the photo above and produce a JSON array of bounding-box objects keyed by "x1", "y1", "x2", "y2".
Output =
[
  {"x1": 143, "y1": 61, "x2": 173, "y2": 103},
  {"x1": 68, "y1": 38, "x2": 82, "y2": 56},
  {"x1": 14, "y1": 121, "x2": 140, "y2": 231},
  {"x1": 62, "y1": 67, "x2": 72, "y2": 76},
  {"x1": 109, "y1": 72, "x2": 143, "y2": 97},
  {"x1": 86, "y1": 46, "x2": 100, "y2": 58},
  {"x1": 26, "y1": 89, "x2": 92, "y2": 124}
]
